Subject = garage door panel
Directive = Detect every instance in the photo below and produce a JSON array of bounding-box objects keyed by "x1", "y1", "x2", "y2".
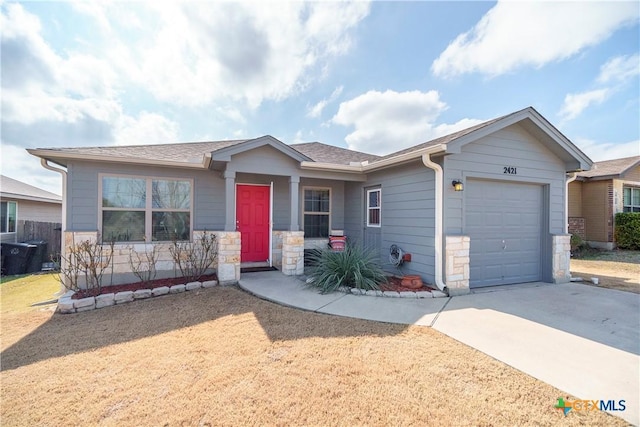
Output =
[{"x1": 467, "y1": 179, "x2": 543, "y2": 288}]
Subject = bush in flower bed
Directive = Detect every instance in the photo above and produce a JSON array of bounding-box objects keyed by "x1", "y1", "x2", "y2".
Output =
[{"x1": 305, "y1": 244, "x2": 387, "y2": 294}]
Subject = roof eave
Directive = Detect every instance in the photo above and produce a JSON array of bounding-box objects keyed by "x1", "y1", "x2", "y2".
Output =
[
  {"x1": 364, "y1": 144, "x2": 446, "y2": 172},
  {"x1": 0, "y1": 193, "x2": 62, "y2": 204},
  {"x1": 27, "y1": 149, "x2": 208, "y2": 170}
]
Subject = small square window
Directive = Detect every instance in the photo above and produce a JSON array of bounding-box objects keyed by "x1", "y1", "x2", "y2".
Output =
[{"x1": 367, "y1": 188, "x2": 381, "y2": 227}]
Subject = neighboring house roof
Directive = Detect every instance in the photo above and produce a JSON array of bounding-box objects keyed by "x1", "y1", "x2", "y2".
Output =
[
  {"x1": 575, "y1": 156, "x2": 640, "y2": 181},
  {"x1": 27, "y1": 106, "x2": 592, "y2": 173},
  {"x1": 0, "y1": 175, "x2": 62, "y2": 204}
]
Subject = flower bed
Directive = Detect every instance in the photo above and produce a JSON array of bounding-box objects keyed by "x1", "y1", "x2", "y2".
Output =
[
  {"x1": 58, "y1": 274, "x2": 220, "y2": 314},
  {"x1": 70, "y1": 274, "x2": 218, "y2": 299}
]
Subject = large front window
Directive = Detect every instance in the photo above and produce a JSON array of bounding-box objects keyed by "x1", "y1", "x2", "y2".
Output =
[
  {"x1": 101, "y1": 176, "x2": 191, "y2": 242},
  {"x1": 623, "y1": 187, "x2": 640, "y2": 212},
  {"x1": 303, "y1": 188, "x2": 330, "y2": 238},
  {"x1": 0, "y1": 201, "x2": 17, "y2": 233}
]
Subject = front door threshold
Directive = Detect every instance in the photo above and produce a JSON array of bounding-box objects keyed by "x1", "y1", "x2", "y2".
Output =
[{"x1": 241, "y1": 261, "x2": 270, "y2": 269}]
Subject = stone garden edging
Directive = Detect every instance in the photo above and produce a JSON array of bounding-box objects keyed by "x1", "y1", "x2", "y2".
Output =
[
  {"x1": 338, "y1": 286, "x2": 448, "y2": 298},
  {"x1": 57, "y1": 280, "x2": 219, "y2": 314}
]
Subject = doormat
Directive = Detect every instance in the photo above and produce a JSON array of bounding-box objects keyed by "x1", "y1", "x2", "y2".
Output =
[{"x1": 240, "y1": 266, "x2": 279, "y2": 273}]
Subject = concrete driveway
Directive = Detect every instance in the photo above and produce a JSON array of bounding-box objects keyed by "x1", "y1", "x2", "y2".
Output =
[{"x1": 240, "y1": 273, "x2": 640, "y2": 425}]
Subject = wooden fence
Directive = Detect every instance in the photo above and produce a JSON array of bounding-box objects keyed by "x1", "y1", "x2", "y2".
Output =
[{"x1": 16, "y1": 220, "x2": 62, "y2": 260}]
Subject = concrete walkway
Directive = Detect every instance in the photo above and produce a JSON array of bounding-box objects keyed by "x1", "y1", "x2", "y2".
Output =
[{"x1": 239, "y1": 271, "x2": 639, "y2": 425}]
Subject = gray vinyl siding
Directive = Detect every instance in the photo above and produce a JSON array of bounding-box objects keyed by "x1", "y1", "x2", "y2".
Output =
[
  {"x1": 443, "y1": 124, "x2": 566, "y2": 236},
  {"x1": 344, "y1": 181, "x2": 363, "y2": 243},
  {"x1": 351, "y1": 160, "x2": 437, "y2": 282},
  {"x1": 66, "y1": 161, "x2": 225, "y2": 232},
  {"x1": 228, "y1": 145, "x2": 302, "y2": 177}
]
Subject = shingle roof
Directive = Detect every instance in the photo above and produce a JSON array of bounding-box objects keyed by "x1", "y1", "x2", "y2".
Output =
[
  {"x1": 378, "y1": 113, "x2": 513, "y2": 160},
  {"x1": 576, "y1": 156, "x2": 640, "y2": 179},
  {"x1": 0, "y1": 175, "x2": 62, "y2": 202},
  {"x1": 291, "y1": 142, "x2": 381, "y2": 165},
  {"x1": 38, "y1": 139, "x2": 249, "y2": 164}
]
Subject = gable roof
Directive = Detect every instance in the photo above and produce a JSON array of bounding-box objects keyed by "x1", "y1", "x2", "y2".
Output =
[
  {"x1": 27, "y1": 106, "x2": 592, "y2": 174},
  {"x1": 0, "y1": 175, "x2": 62, "y2": 203},
  {"x1": 575, "y1": 156, "x2": 640, "y2": 180},
  {"x1": 366, "y1": 107, "x2": 592, "y2": 172}
]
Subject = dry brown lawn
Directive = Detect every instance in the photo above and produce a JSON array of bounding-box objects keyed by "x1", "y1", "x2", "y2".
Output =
[
  {"x1": 1, "y1": 279, "x2": 628, "y2": 426},
  {"x1": 571, "y1": 250, "x2": 640, "y2": 294}
]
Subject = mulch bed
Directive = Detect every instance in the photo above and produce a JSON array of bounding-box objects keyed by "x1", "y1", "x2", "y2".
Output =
[
  {"x1": 379, "y1": 276, "x2": 435, "y2": 293},
  {"x1": 71, "y1": 274, "x2": 218, "y2": 299},
  {"x1": 72, "y1": 274, "x2": 432, "y2": 299}
]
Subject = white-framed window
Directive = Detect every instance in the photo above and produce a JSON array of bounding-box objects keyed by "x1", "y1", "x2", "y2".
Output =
[
  {"x1": 100, "y1": 175, "x2": 192, "y2": 242},
  {"x1": 367, "y1": 188, "x2": 381, "y2": 227},
  {"x1": 0, "y1": 201, "x2": 17, "y2": 233},
  {"x1": 303, "y1": 187, "x2": 330, "y2": 238},
  {"x1": 623, "y1": 187, "x2": 640, "y2": 212}
]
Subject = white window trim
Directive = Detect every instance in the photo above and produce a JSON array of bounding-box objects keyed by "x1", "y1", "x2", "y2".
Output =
[
  {"x1": 366, "y1": 188, "x2": 381, "y2": 228},
  {"x1": 623, "y1": 186, "x2": 640, "y2": 212},
  {"x1": 99, "y1": 173, "x2": 194, "y2": 242},
  {"x1": 0, "y1": 201, "x2": 17, "y2": 234},
  {"x1": 302, "y1": 186, "x2": 331, "y2": 239}
]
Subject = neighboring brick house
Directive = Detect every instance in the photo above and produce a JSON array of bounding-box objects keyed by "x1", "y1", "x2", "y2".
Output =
[{"x1": 568, "y1": 156, "x2": 640, "y2": 249}]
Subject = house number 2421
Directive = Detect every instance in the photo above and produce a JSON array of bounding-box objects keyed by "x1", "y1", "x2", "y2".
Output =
[{"x1": 503, "y1": 166, "x2": 517, "y2": 174}]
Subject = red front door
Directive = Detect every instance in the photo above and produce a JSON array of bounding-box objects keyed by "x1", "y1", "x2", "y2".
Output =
[{"x1": 236, "y1": 185, "x2": 270, "y2": 262}]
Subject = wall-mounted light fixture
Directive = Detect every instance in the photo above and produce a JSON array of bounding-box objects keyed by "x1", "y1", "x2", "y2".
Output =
[{"x1": 452, "y1": 180, "x2": 464, "y2": 191}]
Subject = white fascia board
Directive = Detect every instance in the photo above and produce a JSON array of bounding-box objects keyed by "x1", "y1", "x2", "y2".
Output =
[
  {"x1": 299, "y1": 162, "x2": 364, "y2": 173},
  {"x1": 27, "y1": 149, "x2": 208, "y2": 170}
]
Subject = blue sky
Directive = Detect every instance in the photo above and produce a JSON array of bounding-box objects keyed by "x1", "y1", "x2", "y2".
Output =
[{"x1": 1, "y1": 1, "x2": 639, "y2": 195}]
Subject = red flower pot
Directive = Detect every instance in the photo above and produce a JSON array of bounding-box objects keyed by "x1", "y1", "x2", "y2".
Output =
[{"x1": 401, "y1": 275, "x2": 423, "y2": 289}]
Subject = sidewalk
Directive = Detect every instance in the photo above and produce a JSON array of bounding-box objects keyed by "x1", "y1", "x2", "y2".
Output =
[{"x1": 239, "y1": 270, "x2": 640, "y2": 426}]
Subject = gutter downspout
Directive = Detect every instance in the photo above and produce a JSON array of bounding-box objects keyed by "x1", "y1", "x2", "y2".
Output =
[
  {"x1": 565, "y1": 172, "x2": 578, "y2": 234},
  {"x1": 40, "y1": 159, "x2": 68, "y2": 296},
  {"x1": 421, "y1": 147, "x2": 446, "y2": 291}
]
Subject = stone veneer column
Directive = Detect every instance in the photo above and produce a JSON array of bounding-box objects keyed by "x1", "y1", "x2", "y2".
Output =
[
  {"x1": 552, "y1": 234, "x2": 571, "y2": 283},
  {"x1": 445, "y1": 235, "x2": 470, "y2": 296},
  {"x1": 271, "y1": 231, "x2": 284, "y2": 270},
  {"x1": 281, "y1": 231, "x2": 304, "y2": 275},
  {"x1": 211, "y1": 231, "x2": 241, "y2": 284}
]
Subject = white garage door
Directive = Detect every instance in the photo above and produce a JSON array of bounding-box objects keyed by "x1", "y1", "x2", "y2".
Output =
[{"x1": 466, "y1": 179, "x2": 543, "y2": 288}]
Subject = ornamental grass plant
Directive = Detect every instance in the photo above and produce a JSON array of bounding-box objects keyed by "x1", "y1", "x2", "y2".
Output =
[{"x1": 306, "y1": 244, "x2": 387, "y2": 294}]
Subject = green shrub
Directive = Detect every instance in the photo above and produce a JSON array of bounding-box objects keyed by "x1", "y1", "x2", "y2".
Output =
[
  {"x1": 570, "y1": 234, "x2": 585, "y2": 252},
  {"x1": 615, "y1": 212, "x2": 640, "y2": 250},
  {"x1": 305, "y1": 244, "x2": 387, "y2": 294}
]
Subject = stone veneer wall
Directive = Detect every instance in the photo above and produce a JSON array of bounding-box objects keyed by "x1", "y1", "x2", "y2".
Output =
[
  {"x1": 281, "y1": 231, "x2": 304, "y2": 276},
  {"x1": 552, "y1": 234, "x2": 571, "y2": 284},
  {"x1": 445, "y1": 235, "x2": 470, "y2": 296},
  {"x1": 61, "y1": 230, "x2": 240, "y2": 287},
  {"x1": 271, "y1": 231, "x2": 284, "y2": 269},
  {"x1": 212, "y1": 231, "x2": 240, "y2": 285}
]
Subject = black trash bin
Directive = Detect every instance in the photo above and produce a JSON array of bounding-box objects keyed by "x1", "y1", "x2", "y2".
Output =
[
  {"x1": 1, "y1": 242, "x2": 37, "y2": 276},
  {"x1": 24, "y1": 240, "x2": 48, "y2": 273}
]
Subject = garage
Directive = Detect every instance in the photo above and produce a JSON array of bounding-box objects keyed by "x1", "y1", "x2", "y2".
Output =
[{"x1": 466, "y1": 179, "x2": 543, "y2": 288}]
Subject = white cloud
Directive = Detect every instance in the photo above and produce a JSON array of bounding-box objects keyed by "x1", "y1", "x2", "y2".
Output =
[
  {"x1": 332, "y1": 90, "x2": 482, "y2": 155},
  {"x1": 114, "y1": 112, "x2": 180, "y2": 146},
  {"x1": 597, "y1": 53, "x2": 640, "y2": 84},
  {"x1": 97, "y1": 2, "x2": 369, "y2": 108},
  {"x1": 307, "y1": 85, "x2": 344, "y2": 118},
  {"x1": 432, "y1": 1, "x2": 638, "y2": 78},
  {"x1": 574, "y1": 137, "x2": 640, "y2": 162},
  {"x1": 0, "y1": 144, "x2": 63, "y2": 195},
  {"x1": 559, "y1": 89, "x2": 610, "y2": 121}
]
